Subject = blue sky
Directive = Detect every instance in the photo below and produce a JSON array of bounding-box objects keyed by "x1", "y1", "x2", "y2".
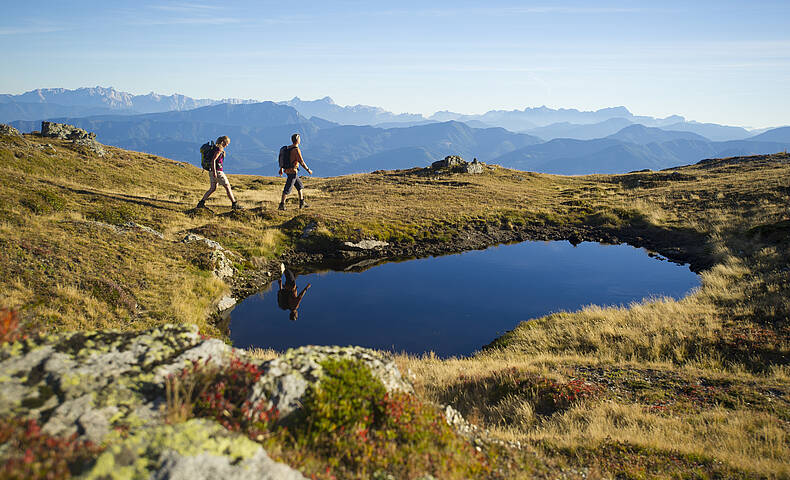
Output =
[{"x1": 1, "y1": 0, "x2": 788, "y2": 128}]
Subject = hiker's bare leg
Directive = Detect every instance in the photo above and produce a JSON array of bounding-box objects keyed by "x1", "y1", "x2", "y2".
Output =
[
  {"x1": 200, "y1": 184, "x2": 216, "y2": 203},
  {"x1": 280, "y1": 192, "x2": 287, "y2": 205},
  {"x1": 223, "y1": 184, "x2": 236, "y2": 203},
  {"x1": 297, "y1": 190, "x2": 304, "y2": 201}
]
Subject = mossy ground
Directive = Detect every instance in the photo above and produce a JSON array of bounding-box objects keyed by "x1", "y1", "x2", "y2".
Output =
[{"x1": 1, "y1": 132, "x2": 789, "y2": 477}]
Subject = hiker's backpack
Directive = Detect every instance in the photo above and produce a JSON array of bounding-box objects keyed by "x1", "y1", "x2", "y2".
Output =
[
  {"x1": 200, "y1": 141, "x2": 217, "y2": 170},
  {"x1": 278, "y1": 145, "x2": 294, "y2": 169}
]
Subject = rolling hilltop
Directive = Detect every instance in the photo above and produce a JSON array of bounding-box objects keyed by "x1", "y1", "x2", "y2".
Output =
[{"x1": 0, "y1": 124, "x2": 788, "y2": 478}]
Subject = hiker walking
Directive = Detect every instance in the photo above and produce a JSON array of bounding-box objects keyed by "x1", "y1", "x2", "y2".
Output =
[
  {"x1": 278, "y1": 133, "x2": 313, "y2": 210},
  {"x1": 197, "y1": 135, "x2": 242, "y2": 210},
  {"x1": 277, "y1": 264, "x2": 311, "y2": 321}
]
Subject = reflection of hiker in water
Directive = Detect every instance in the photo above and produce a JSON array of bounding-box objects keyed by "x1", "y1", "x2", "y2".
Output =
[{"x1": 277, "y1": 266, "x2": 311, "y2": 321}]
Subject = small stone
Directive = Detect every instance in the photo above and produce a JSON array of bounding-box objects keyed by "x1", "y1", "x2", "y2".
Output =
[
  {"x1": 342, "y1": 239, "x2": 389, "y2": 250},
  {"x1": 217, "y1": 295, "x2": 236, "y2": 311},
  {"x1": 300, "y1": 221, "x2": 318, "y2": 239}
]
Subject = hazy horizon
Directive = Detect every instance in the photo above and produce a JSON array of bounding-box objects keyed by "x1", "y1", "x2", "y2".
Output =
[{"x1": 2, "y1": 1, "x2": 788, "y2": 129}]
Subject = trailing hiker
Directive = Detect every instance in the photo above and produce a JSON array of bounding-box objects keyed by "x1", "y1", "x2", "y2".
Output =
[
  {"x1": 196, "y1": 135, "x2": 242, "y2": 210},
  {"x1": 278, "y1": 133, "x2": 313, "y2": 210},
  {"x1": 277, "y1": 264, "x2": 311, "y2": 321}
]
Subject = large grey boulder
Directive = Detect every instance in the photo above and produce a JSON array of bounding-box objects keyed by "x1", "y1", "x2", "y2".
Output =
[
  {"x1": 82, "y1": 419, "x2": 306, "y2": 480},
  {"x1": 0, "y1": 324, "x2": 235, "y2": 444}
]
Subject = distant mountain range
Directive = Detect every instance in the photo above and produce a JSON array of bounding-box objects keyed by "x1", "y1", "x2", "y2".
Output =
[
  {"x1": 11, "y1": 102, "x2": 543, "y2": 176},
  {"x1": 280, "y1": 97, "x2": 425, "y2": 126},
  {"x1": 1, "y1": 86, "x2": 773, "y2": 141},
  {"x1": 0, "y1": 86, "x2": 256, "y2": 120},
  {"x1": 492, "y1": 124, "x2": 790, "y2": 174},
  {"x1": 4, "y1": 86, "x2": 788, "y2": 176}
]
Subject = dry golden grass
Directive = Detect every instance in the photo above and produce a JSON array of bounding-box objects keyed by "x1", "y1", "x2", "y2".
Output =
[{"x1": 1, "y1": 134, "x2": 788, "y2": 477}]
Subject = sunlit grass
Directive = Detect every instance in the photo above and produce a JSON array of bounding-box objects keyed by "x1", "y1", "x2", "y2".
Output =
[{"x1": 1, "y1": 133, "x2": 788, "y2": 477}]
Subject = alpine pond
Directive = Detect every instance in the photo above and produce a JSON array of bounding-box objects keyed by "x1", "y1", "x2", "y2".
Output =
[{"x1": 230, "y1": 241, "x2": 700, "y2": 357}]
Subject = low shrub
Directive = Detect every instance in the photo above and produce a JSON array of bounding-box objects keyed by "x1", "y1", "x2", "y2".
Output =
[
  {"x1": 290, "y1": 358, "x2": 493, "y2": 479},
  {"x1": 0, "y1": 417, "x2": 103, "y2": 479},
  {"x1": 164, "y1": 356, "x2": 278, "y2": 439},
  {"x1": 164, "y1": 357, "x2": 495, "y2": 479},
  {"x1": 0, "y1": 309, "x2": 27, "y2": 344}
]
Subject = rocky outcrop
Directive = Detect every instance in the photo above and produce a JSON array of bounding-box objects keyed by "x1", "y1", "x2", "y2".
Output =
[
  {"x1": 0, "y1": 325, "x2": 230, "y2": 444},
  {"x1": 464, "y1": 158, "x2": 484, "y2": 174},
  {"x1": 41, "y1": 121, "x2": 96, "y2": 140},
  {"x1": 0, "y1": 123, "x2": 21, "y2": 137},
  {"x1": 431, "y1": 155, "x2": 486, "y2": 174},
  {"x1": 40, "y1": 121, "x2": 108, "y2": 156},
  {"x1": 431, "y1": 155, "x2": 465, "y2": 169},
  {"x1": 72, "y1": 137, "x2": 107, "y2": 157},
  {"x1": 0, "y1": 324, "x2": 413, "y2": 478},
  {"x1": 182, "y1": 233, "x2": 235, "y2": 280}
]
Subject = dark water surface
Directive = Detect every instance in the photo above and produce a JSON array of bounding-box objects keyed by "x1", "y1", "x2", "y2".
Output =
[{"x1": 229, "y1": 241, "x2": 699, "y2": 357}]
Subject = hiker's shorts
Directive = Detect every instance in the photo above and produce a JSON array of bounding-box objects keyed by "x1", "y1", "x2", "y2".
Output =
[
  {"x1": 282, "y1": 174, "x2": 303, "y2": 195},
  {"x1": 210, "y1": 170, "x2": 230, "y2": 188}
]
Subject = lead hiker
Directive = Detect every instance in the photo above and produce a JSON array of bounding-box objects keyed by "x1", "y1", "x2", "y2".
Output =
[
  {"x1": 196, "y1": 135, "x2": 242, "y2": 210},
  {"x1": 278, "y1": 133, "x2": 313, "y2": 210}
]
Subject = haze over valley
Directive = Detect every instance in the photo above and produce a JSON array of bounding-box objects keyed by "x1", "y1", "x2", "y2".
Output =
[{"x1": 5, "y1": 86, "x2": 789, "y2": 176}]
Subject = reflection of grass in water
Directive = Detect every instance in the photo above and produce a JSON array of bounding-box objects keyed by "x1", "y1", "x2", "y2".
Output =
[{"x1": 2, "y1": 132, "x2": 789, "y2": 477}]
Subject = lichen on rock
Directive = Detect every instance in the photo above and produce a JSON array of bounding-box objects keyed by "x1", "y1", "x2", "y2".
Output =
[
  {"x1": 249, "y1": 345, "x2": 413, "y2": 419},
  {"x1": 182, "y1": 233, "x2": 235, "y2": 279},
  {"x1": 0, "y1": 325, "x2": 419, "y2": 478},
  {"x1": 0, "y1": 123, "x2": 22, "y2": 137},
  {"x1": 81, "y1": 419, "x2": 306, "y2": 480},
  {"x1": 0, "y1": 324, "x2": 233, "y2": 445}
]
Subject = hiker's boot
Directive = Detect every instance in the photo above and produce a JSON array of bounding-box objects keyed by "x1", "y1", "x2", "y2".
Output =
[
  {"x1": 278, "y1": 202, "x2": 286, "y2": 211},
  {"x1": 231, "y1": 201, "x2": 244, "y2": 211},
  {"x1": 196, "y1": 199, "x2": 206, "y2": 209},
  {"x1": 299, "y1": 198, "x2": 309, "y2": 209}
]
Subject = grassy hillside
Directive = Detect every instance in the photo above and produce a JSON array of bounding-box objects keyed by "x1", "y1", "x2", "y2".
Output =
[{"x1": 1, "y1": 129, "x2": 788, "y2": 477}]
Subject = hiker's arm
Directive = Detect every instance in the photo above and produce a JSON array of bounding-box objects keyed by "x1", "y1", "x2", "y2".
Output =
[
  {"x1": 295, "y1": 148, "x2": 313, "y2": 175},
  {"x1": 211, "y1": 149, "x2": 222, "y2": 176}
]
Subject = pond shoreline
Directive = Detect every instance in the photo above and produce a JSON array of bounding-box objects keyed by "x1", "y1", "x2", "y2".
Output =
[{"x1": 223, "y1": 219, "x2": 713, "y2": 340}]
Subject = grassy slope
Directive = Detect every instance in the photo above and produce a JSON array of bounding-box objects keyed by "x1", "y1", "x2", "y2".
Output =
[{"x1": 1, "y1": 132, "x2": 788, "y2": 477}]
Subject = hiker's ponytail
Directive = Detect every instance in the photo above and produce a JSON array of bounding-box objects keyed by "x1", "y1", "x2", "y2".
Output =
[{"x1": 216, "y1": 135, "x2": 230, "y2": 146}]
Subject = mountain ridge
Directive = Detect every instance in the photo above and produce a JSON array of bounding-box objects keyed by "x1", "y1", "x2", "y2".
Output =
[{"x1": 1, "y1": 86, "x2": 770, "y2": 142}]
